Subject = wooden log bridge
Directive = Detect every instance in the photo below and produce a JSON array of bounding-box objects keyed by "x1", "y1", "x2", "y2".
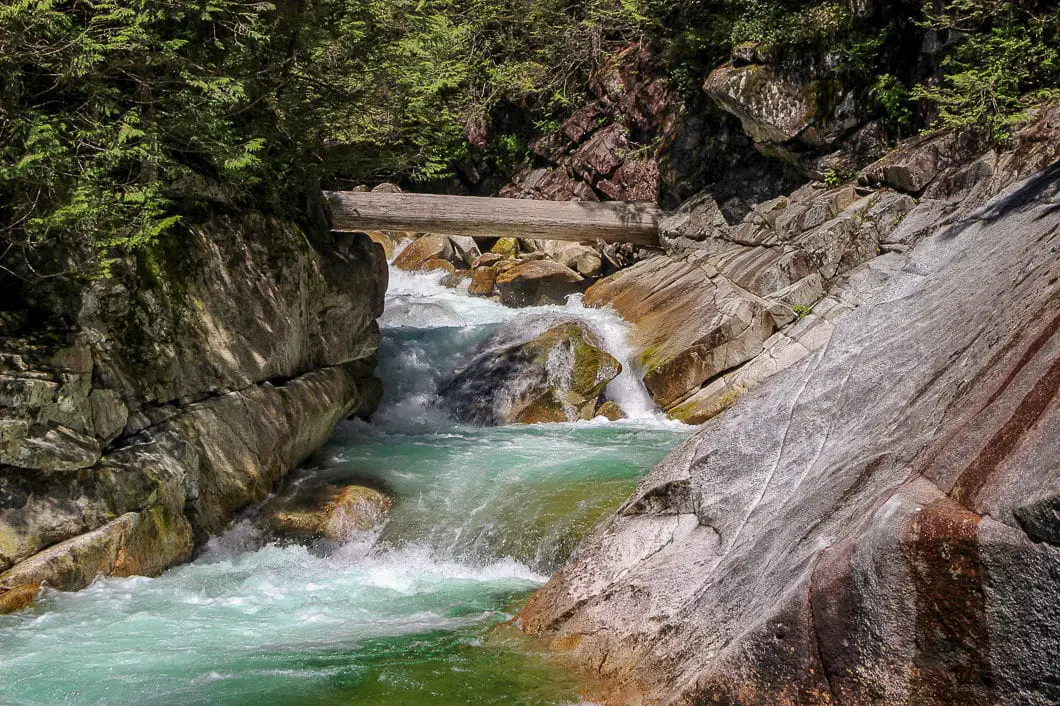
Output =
[{"x1": 325, "y1": 191, "x2": 661, "y2": 246}]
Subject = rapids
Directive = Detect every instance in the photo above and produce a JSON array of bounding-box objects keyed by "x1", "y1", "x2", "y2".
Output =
[{"x1": 0, "y1": 249, "x2": 690, "y2": 705}]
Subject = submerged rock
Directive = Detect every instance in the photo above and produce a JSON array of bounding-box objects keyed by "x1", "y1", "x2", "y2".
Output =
[
  {"x1": 440, "y1": 321, "x2": 621, "y2": 425},
  {"x1": 261, "y1": 481, "x2": 391, "y2": 543}
]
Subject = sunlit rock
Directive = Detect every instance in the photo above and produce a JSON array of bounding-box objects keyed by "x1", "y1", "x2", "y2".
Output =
[
  {"x1": 439, "y1": 321, "x2": 621, "y2": 425},
  {"x1": 392, "y1": 235, "x2": 455, "y2": 271},
  {"x1": 261, "y1": 481, "x2": 391, "y2": 543},
  {"x1": 495, "y1": 260, "x2": 585, "y2": 307}
]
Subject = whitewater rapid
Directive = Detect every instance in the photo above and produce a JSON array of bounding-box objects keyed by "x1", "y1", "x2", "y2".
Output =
[{"x1": 0, "y1": 248, "x2": 689, "y2": 705}]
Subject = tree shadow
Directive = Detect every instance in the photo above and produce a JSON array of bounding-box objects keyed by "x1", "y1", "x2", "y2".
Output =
[{"x1": 941, "y1": 162, "x2": 1060, "y2": 241}]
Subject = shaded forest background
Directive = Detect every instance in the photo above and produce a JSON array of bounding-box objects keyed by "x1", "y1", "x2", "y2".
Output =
[{"x1": 1, "y1": 0, "x2": 1057, "y2": 282}]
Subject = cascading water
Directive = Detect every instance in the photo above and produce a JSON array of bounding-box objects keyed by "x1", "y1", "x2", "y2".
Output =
[{"x1": 0, "y1": 248, "x2": 690, "y2": 705}]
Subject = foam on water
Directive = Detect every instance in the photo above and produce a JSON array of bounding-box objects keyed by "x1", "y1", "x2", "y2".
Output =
[
  {"x1": 377, "y1": 246, "x2": 667, "y2": 428},
  {"x1": 0, "y1": 243, "x2": 690, "y2": 705}
]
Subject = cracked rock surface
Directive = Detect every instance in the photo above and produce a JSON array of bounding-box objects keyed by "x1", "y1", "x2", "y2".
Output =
[
  {"x1": 0, "y1": 213, "x2": 386, "y2": 609},
  {"x1": 518, "y1": 163, "x2": 1060, "y2": 705}
]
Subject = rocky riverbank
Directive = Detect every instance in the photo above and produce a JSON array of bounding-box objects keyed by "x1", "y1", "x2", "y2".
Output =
[
  {"x1": 517, "y1": 157, "x2": 1060, "y2": 705},
  {"x1": 390, "y1": 105, "x2": 1059, "y2": 430},
  {"x1": 0, "y1": 213, "x2": 386, "y2": 612}
]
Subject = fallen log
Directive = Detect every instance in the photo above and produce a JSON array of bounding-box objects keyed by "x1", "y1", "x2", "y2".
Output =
[{"x1": 324, "y1": 191, "x2": 661, "y2": 246}]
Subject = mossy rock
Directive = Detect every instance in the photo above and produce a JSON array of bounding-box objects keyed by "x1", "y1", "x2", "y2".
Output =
[
  {"x1": 490, "y1": 237, "x2": 520, "y2": 259},
  {"x1": 440, "y1": 320, "x2": 622, "y2": 425}
]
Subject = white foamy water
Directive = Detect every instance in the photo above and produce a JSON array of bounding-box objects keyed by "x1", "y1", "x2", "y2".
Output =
[
  {"x1": 379, "y1": 254, "x2": 665, "y2": 427},
  {"x1": 0, "y1": 243, "x2": 690, "y2": 705}
]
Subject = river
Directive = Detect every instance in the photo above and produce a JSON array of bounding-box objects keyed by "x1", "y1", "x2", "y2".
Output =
[{"x1": 0, "y1": 250, "x2": 689, "y2": 705}]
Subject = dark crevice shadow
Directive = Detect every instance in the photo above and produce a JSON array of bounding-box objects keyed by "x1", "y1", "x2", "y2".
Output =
[{"x1": 941, "y1": 162, "x2": 1060, "y2": 241}]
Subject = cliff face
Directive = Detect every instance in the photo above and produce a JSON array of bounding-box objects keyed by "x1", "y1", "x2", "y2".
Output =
[
  {"x1": 0, "y1": 213, "x2": 386, "y2": 611},
  {"x1": 517, "y1": 155, "x2": 1060, "y2": 704}
]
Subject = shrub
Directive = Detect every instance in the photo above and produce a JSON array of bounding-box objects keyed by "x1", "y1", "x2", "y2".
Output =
[{"x1": 913, "y1": 0, "x2": 1059, "y2": 141}]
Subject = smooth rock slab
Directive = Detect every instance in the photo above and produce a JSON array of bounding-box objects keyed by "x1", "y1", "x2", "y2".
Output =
[
  {"x1": 518, "y1": 166, "x2": 1060, "y2": 705},
  {"x1": 584, "y1": 256, "x2": 775, "y2": 410}
]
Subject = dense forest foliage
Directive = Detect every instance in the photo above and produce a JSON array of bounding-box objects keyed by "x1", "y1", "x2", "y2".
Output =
[{"x1": 1, "y1": 0, "x2": 1056, "y2": 281}]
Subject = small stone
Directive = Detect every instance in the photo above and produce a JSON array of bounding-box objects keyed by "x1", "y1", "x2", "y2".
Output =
[
  {"x1": 490, "y1": 237, "x2": 520, "y2": 259},
  {"x1": 392, "y1": 235, "x2": 454, "y2": 271},
  {"x1": 467, "y1": 267, "x2": 498, "y2": 297},
  {"x1": 473, "y1": 253, "x2": 504, "y2": 269}
]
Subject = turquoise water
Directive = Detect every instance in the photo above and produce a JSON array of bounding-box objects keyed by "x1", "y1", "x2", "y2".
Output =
[{"x1": 0, "y1": 258, "x2": 689, "y2": 705}]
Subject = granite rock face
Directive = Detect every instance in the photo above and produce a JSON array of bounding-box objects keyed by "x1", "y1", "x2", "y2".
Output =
[
  {"x1": 518, "y1": 165, "x2": 1060, "y2": 705},
  {"x1": 585, "y1": 108, "x2": 1059, "y2": 423},
  {"x1": 0, "y1": 212, "x2": 386, "y2": 609}
]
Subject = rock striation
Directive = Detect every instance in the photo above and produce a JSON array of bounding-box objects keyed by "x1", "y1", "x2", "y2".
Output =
[
  {"x1": 518, "y1": 161, "x2": 1060, "y2": 704},
  {"x1": 0, "y1": 211, "x2": 386, "y2": 610},
  {"x1": 583, "y1": 106, "x2": 1060, "y2": 423}
]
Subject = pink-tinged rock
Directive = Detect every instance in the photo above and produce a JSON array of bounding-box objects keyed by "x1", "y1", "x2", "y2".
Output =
[
  {"x1": 570, "y1": 123, "x2": 628, "y2": 182},
  {"x1": 596, "y1": 159, "x2": 660, "y2": 202},
  {"x1": 517, "y1": 164, "x2": 1060, "y2": 705},
  {"x1": 562, "y1": 100, "x2": 610, "y2": 143}
]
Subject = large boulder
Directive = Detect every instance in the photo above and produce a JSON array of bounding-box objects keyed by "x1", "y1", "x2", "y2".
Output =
[
  {"x1": 518, "y1": 165, "x2": 1060, "y2": 704},
  {"x1": 439, "y1": 321, "x2": 621, "y2": 425},
  {"x1": 584, "y1": 256, "x2": 776, "y2": 411},
  {"x1": 495, "y1": 260, "x2": 585, "y2": 307},
  {"x1": 703, "y1": 63, "x2": 819, "y2": 145},
  {"x1": 702, "y1": 58, "x2": 871, "y2": 174}
]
